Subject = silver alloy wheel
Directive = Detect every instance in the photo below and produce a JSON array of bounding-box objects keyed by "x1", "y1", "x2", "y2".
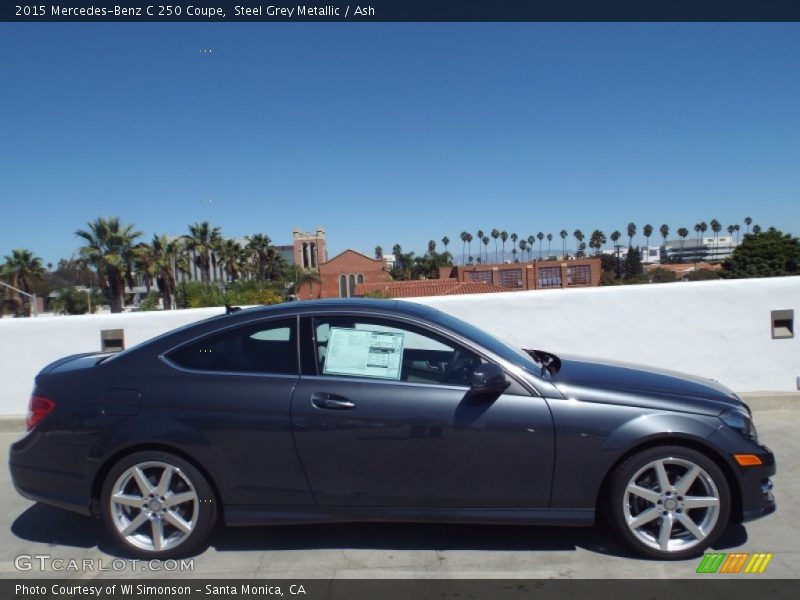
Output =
[
  {"x1": 623, "y1": 457, "x2": 721, "y2": 553},
  {"x1": 109, "y1": 461, "x2": 199, "y2": 552}
]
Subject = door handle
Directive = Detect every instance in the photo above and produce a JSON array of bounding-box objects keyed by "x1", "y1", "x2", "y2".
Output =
[{"x1": 311, "y1": 393, "x2": 356, "y2": 410}]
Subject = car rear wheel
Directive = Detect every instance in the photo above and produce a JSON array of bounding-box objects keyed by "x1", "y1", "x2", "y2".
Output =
[
  {"x1": 608, "y1": 445, "x2": 731, "y2": 559},
  {"x1": 101, "y1": 451, "x2": 217, "y2": 559}
]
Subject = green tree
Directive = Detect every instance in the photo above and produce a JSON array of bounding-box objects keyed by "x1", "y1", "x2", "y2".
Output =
[
  {"x1": 295, "y1": 269, "x2": 321, "y2": 300},
  {"x1": 710, "y1": 219, "x2": 722, "y2": 258},
  {"x1": 150, "y1": 234, "x2": 186, "y2": 310},
  {"x1": 546, "y1": 233, "x2": 553, "y2": 258},
  {"x1": 245, "y1": 233, "x2": 272, "y2": 282},
  {"x1": 375, "y1": 245, "x2": 383, "y2": 259},
  {"x1": 627, "y1": 222, "x2": 637, "y2": 248},
  {"x1": 559, "y1": 229, "x2": 568, "y2": 258},
  {"x1": 677, "y1": 227, "x2": 689, "y2": 263},
  {"x1": 76, "y1": 217, "x2": 142, "y2": 313},
  {"x1": 648, "y1": 268, "x2": 678, "y2": 284},
  {"x1": 491, "y1": 229, "x2": 500, "y2": 263},
  {"x1": 441, "y1": 237, "x2": 449, "y2": 255},
  {"x1": 623, "y1": 246, "x2": 645, "y2": 280},
  {"x1": 537, "y1": 232, "x2": 544, "y2": 260},
  {"x1": 500, "y1": 230, "x2": 509, "y2": 262},
  {"x1": 589, "y1": 230, "x2": 606, "y2": 255},
  {"x1": 610, "y1": 231, "x2": 622, "y2": 278},
  {"x1": 459, "y1": 231, "x2": 468, "y2": 264},
  {"x1": 184, "y1": 222, "x2": 222, "y2": 283},
  {"x1": 51, "y1": 286, "x2": 101, "y2": 315},
  {"x1": 218, "y1": 239, "x2": 247, "y2": 283},
  {"x1": 744, "y1": 216, "x2": 752, "y2": 233},
  {"x1": 573, "y1": 229, "x2": 585, "y2": 257},
  {"x1": 482, "y1": 235, "x2": 490, "y2": 262},
  {"x1": 2, "y1": 248, "x2": 46, "y2": 316},
  {"x1": 722, "y1": 228, "x2": 800, "y2": 279},
  {"x1": 643, "y1": 224, "x2": 654, "y2": 263}
]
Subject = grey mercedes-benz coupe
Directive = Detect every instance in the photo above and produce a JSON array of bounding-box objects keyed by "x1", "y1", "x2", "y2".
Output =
[{"x1": 10, "y1": 299, "x2": 775, "y2": 559}]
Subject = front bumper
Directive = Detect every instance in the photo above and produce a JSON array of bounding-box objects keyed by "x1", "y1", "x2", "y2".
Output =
[{"x1": 731, "y1": 445, "x2": 776, "y2": 524}]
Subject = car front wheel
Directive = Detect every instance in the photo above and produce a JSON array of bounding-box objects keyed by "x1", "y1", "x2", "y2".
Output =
[
  {"x1": 101, "y1": 451, "x2": 217, "y2": 559},
  {"x1": 608, "y1": 445, "x2": 731, "y2": 559}
]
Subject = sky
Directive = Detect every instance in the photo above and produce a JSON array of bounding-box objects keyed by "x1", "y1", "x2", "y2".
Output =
[{"x1": 1, "y1": 23, "x2": 799, "y2": 265}]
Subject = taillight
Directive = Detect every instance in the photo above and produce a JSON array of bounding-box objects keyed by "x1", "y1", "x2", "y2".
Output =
[{"x1": 26, "y1": 395, "x2": 55, "y2": 431}]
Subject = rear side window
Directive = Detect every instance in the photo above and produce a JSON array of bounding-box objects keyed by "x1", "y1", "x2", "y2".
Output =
[{"x1": 168, "y1": 318, "x2": 298, "y2": 375}]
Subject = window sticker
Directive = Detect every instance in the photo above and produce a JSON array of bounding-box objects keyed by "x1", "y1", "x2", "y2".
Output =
[{"x1": 323, "y1": 327, "x2": 404, "y2": 380}]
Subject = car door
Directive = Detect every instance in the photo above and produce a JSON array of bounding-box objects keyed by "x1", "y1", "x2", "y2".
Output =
[
  {"x1": 290, "y1": 314, "x2": 555, "y2": 508},
  {"x1": 155, "y1": 315, "x2": 314, "y2": 506}
]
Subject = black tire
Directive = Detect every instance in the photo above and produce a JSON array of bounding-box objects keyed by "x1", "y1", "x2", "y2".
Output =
[
  {"x1": 607, "y1": 445, "x2": 731, "y2": 560},
  {"x1": 100, "y1": 450, "x2": 217, "y2": 559}
]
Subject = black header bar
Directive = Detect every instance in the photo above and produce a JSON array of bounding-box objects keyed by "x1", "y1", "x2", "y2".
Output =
[{"x1": 4, "y1": 1, "x2": 800, "y2": 23}]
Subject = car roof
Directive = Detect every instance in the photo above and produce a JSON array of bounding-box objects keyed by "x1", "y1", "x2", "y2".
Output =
[{"x1": 236, "y1": 298, "x2": 441, "y2": 319}]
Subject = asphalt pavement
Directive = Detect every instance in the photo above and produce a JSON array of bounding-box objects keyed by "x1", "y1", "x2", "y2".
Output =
[{"x1": 2, "y1": 410, "x2": 797, "y2": 580}]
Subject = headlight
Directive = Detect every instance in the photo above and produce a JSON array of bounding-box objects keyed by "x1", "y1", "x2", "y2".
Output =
[{"x1": 720, "y1": 409, "x2": 759, "y2": 442}]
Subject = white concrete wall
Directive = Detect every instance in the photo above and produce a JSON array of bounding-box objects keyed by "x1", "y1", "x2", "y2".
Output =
[
  {"x1": 0, "y1": 278, "x2": 797, "y2": 415},
  {"x1": 413, "y1": 277, "x2": 799, "y2": 395}
]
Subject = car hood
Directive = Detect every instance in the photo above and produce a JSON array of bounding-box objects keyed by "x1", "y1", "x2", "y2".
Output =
[{"x1": 545, "y1": 354, "x2": 748, "y2": 416}]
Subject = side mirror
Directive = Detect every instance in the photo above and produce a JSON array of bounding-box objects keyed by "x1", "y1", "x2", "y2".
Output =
[{"x1": 469, "y1": 363, "x2": 509, "y2": 396}]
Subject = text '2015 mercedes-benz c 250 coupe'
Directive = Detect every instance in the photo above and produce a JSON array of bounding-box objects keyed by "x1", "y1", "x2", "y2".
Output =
[{"x1": 10, "y1": 299, "x2": 775, "y2": 560}]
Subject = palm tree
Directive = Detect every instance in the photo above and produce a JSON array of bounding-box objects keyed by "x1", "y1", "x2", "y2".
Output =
[
  {"x1": 510, "y1": 233, "x2": 518, "y2": 261},
  {"x1": 466, "y1": 233, "x2": 474, "y2": 263},
  {"x1": 500, "y1": 231, "x2": 509, "y2": 262},
  {"x1": 511, "y1": 247, "x2": 518, "y2": 262},
  {"x1": 659, "y1": 224, "x2": 669, "y2": 247},
  {"x1": 589, "y1": 230, "x2": 606, "y2": 255},
  {"x1": 149, "y1": 234, "x2": 186, "y2": 309},
  {"x1": 459, "y1": 231, "x2": 468, "y2": 265},
  {"x1": 482, "y1": 236, "x2": 490, "y2": 262},
  {"x1": 734, "y1": 224, "x2": 741, "y2": 245},
  {"x1": 2, "y1": 248, "x2": 45, "y2": 315},
  {"x1": 218, "y1": 239, "x2": 246, "y2": 282},
  {"x1": 76, "y1": 217, "x2": 142, "y2": 313},
  {"x1": 610, "y1": 231, "x2": 622, "y2": 278},
  {"x1": 537, "y1": 232, "x2": 544, "y2": 260},
  {"x1": 295, "y1": 269, "x2": 320, "y2": 300},
  {"x1": 491, "y1": 229, "x2": 500, "y2": 263},
  {"x1": 546, "y1": 233, "x2": 553, "y2": 258},
  {"x1": 627, "y1": 222, "x2": 636, "y2": 248},
  {"x1": 677, "y1": 227, "x2": 689, "y2": 263},
  {"x1": 184, "y1": 222, "x2": 222, "y2": 283},
  {"x1": 441, "y1": 237, "x2": 450, "y2": 256},
  {"x1": 527, "y1": 235, "x2": 535, "y2": 261},
  {"x1": 245, "y1": 233, "x2": 272, "y2": 282},
  {"x1": 752, "y1": 224, "x2": 762, "y2": 234},
  {"x1": 573, "y1": 229, "x2": 585, "y2": 257},
  {"x1": 132, "y1": 243, "x2": 156, "y2": 294},
  {"x1": 428, "y1": 240, "x2": 437, "y2": 255},
  {"x1": 643, "y1": 224, "x2": 653, "y2": 263},
  {"x1": 559, "y1": 230, "x2": 568, "y2": 258},
  {"x1": 476, "y1": 230, "x2": 484, "y2": 261},
  {"x1": 692, "y1": 222, "x2": 707, "y2": 266},
  {"x1": 375, "y1": 246, "x2": 383, "y2": 259},
  {"x1": 710, "y1": 219, "x2": 722, "y2": 259},
  {"x1": 727, "y1": 225, "x2": 735, "y2": 250},
  {"x1": 744, "y1": 216, "x2": 752, "y2": 233},
  {"x1": 518, "y1": 239, "x2": 527, "y2": 261}
]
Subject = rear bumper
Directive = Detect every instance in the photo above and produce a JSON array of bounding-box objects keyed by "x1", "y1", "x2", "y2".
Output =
[{"x1": 9, "y1": 433, "x2": 95, "y2": 517}]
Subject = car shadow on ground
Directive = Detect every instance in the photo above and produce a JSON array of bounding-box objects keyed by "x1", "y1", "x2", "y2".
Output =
[{"x1": 11, "y1": 502, "x2": 748, "y2": 561}]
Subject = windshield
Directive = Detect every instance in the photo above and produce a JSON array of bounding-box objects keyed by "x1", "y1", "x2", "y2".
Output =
[{"x1": 431, "y1": 310, "x2": 542, "y2": 376}]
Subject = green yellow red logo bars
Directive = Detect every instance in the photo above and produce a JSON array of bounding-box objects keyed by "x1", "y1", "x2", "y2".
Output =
[{"x1": 696, "y1": 552, "x2": 773, "y2": 574}]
